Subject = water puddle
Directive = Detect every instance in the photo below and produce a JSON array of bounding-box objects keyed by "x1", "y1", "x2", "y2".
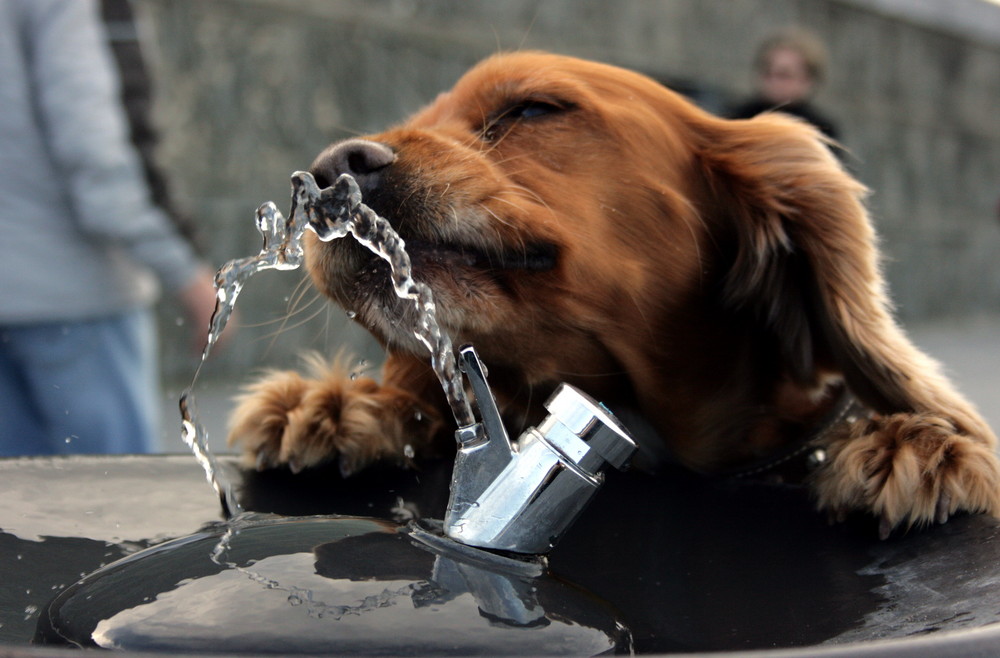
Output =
[
  {"x1": 181, "y1": 172, "x2": 471, "y2": 517},
  {"x1": 207, "y1": 516, "x2": 419, "y2": 622}
]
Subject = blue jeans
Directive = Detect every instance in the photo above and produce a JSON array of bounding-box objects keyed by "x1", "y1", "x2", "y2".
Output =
[{"x1": 0, "y1": 310, "x2": 160, "y2": 455}]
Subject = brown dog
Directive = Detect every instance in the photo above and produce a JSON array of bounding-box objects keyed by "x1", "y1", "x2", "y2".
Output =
[{"x1": 229, "y1": 52, "x2": 1000, "y2": 537}]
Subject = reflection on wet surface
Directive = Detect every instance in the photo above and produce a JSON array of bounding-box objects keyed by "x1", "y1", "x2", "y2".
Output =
[
  {"x1": 38, "y1": 515, "x2": 627, "y2": 655},
  {"x1": 0, "y1": 455, "x2": 225, "y2": 644},
  {"x1": 5, "y1": 455, "x2": 1000, "y2": 655}
]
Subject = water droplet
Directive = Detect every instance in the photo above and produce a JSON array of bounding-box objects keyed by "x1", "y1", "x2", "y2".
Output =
[
  {"x1": 346, "y1": 310, "x2": 357, "y2": 319},
  {"x1": 403, "y1": 444, "x2": 415, "y2": 459}
]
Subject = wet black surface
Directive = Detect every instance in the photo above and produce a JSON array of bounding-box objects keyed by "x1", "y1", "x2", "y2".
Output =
[
  {"x1": 35, "y1": 516, "x2": 630, "y2": 655},
  {"x1": 4, "y1": 454, "x2": 1000, "y2": 655}
]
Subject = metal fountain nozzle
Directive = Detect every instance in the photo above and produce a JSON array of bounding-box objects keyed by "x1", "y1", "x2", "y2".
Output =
[{"x1": 444, "y1": 345, "x2": 637, "y2": 554}]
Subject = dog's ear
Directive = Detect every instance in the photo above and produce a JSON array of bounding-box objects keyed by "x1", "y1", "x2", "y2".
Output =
[{"x1": 695, "y1": 113, "x2": 928, "y2": 414}]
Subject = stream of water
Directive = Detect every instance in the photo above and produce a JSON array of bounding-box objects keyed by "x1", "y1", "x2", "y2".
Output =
[{"x1": 181, "y1": 172, "x2": 472, "y2": 517}]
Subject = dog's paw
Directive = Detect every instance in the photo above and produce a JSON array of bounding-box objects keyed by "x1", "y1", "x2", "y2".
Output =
[
  {"x1": 813, "y1": 413, "x2": 1000, "y2": 538},
  {"x1": 227, "y1": 361, "x2": 440, "y2": 476}
]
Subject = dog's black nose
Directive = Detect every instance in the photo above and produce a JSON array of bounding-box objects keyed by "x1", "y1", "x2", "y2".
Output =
[{"x1": 310, "y1": 139, "x2": 395, "y2": 190}]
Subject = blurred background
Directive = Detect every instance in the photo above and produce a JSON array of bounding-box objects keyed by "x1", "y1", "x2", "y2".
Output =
[{"x1": 122, "y1": 0, "x2": 1000, "y2": 450}]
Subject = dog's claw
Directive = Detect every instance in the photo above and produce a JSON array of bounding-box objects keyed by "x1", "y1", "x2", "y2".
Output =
[
  {"x1": 878, "y1": 516, "x2": 893, "y2": 541},
  {"x1": 338, "y1": 454, "x2": 354, "y2": 479},
  {"x1": 255, "y1": 449, "x2": 274, "y2": 472},
  {"x1": 936, "y1": 492, "x2": 952, "y2": 524},
  {"x1": 288, "y1": 456, "x2": 304, "y2": 475}
]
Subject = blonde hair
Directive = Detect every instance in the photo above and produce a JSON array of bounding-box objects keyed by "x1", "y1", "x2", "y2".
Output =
[{"x1": 754, "y1": 27, "x2": 830, "y2": 85}]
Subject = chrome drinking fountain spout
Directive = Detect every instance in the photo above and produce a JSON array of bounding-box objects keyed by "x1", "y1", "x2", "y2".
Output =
[{"x1": 444, "y1": 345, "x2": 637, "y2": 554}]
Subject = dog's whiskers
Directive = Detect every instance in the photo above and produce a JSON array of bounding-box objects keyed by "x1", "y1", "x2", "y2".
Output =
[
  {"x1": 258, "y1": 298, "x2": 330, "y2": 345},
  {"x1": 236, "y1": 283, "x2": 323, "y2": 333},
  {"x1": 477, "y1": 202, "x2": 518, "y2": 231},
  {"x1": 506, "y1": 183, "x2": 558, "y2": 220}
]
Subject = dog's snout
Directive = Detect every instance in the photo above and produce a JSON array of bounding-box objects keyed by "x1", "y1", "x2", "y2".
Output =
[{"x1": 311, "y1": 139, "x2": 395, "y2": 190}]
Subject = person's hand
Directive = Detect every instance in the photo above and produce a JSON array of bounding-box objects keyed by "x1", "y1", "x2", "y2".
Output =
[{"x1": 177, "y1": 266, "x2": 228, "y2": 355}]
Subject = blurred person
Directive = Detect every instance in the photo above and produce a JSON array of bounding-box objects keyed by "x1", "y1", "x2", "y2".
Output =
[
  {"x1": 101, "y1": 0, "x2": 202, "y2": 252},
  {"x1": 730, "y1": 26, "x2": 840, "y2": 142},
  {"x1": 0, "y1": 0, "x2": 217, "y2": 456}
]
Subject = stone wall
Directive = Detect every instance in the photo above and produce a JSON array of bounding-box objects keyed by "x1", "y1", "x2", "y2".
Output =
[{"x1": 138, "y1": 0, "x2": 1000, "y2": 382}]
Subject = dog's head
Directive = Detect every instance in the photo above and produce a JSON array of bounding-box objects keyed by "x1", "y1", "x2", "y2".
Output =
[
  {"x1": 306, "y1": 51, "x2": 918, "y2": 461},
  {"x1": 307, "y1": 53, "x2": 713, "y2": 389}
]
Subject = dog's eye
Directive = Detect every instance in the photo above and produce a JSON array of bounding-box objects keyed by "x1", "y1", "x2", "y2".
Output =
[
  {"x1": 482, "y1": 99, "x2": 566, "y2": 141},
  {"x1": 511, "y1": 101, "x2": 561, "y2": 120}
]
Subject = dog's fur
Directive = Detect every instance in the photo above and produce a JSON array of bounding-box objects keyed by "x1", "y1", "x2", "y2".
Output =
[{"x1": 229, "y1": 52, "x2": 1000, "y2": 536}]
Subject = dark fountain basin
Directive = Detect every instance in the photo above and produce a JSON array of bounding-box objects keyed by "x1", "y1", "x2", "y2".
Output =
[{"x1": 3, "y1": 453, "x2": 1000, "y2": 656}]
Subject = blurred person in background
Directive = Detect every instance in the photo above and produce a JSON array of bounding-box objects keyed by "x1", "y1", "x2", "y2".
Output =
[
  {"x1": 101, "y1": 0, "x2": 203, "y2": 252},
  {"x1": 0, "y1": 0, "x2": 217, "y2": 456},
  {"x1": 730, "y1": 26, "x2": 841, "y2": 143}
]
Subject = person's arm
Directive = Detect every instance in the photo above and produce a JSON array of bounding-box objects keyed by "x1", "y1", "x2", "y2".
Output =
[{"x1": 25, "y1": 0, "x2": 200, "y2": 292}]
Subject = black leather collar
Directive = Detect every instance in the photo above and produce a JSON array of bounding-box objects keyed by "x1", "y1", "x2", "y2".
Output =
[{"x1": 726, "y1": 389, "x2": 870, "y2": 483}]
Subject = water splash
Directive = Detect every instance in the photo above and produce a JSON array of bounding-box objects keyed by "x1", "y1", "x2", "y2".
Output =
[
  {"x1": 179, "y1": 200, "x2": 303, "y2": 518},
  {"x1": 181, "y1": 172, "x2": 473, "y2": 515},
  {"x1": 291, "y1": 172, "x2": 473, "y2": 427}
]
